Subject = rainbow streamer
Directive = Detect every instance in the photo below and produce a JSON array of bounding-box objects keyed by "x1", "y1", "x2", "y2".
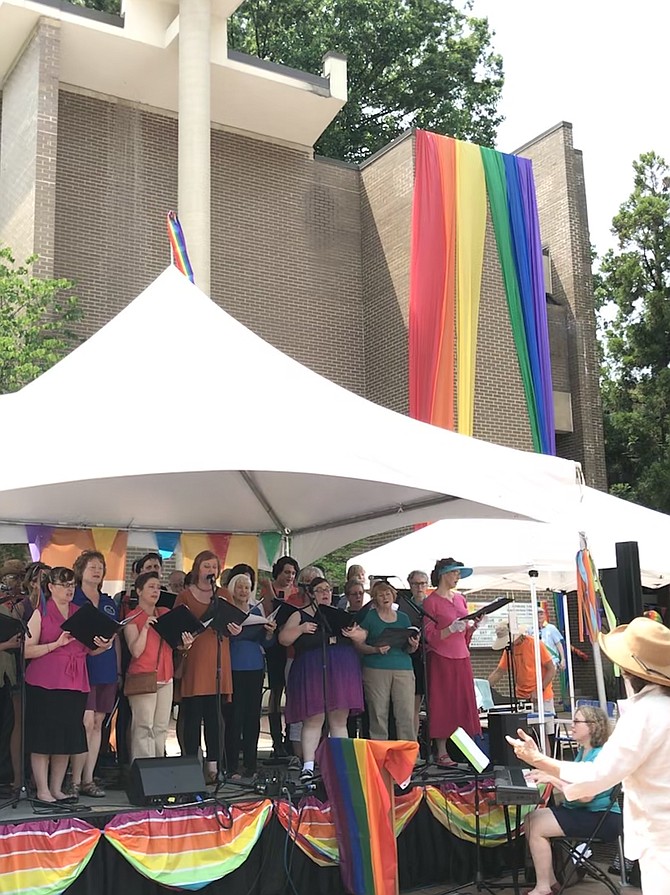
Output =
[
  {"x1": 316, "y1": 737, "x2": 418, "y2": 895},
  {"x1": 409, "y1": 130, "x2": 555, "y2": 454},
  {"x1": 166, "y1": 211, "x2": 195, "y2": 283},
  {"x1": 425, "y1": 782, "x2": 536, "y2": 846},
  {"x1": 0, "y1": 818, "x2": 101, "y2": 895},
  {"x1": 104, "y1": 801, "x2": 272, "y2": 890},
  {"x1": 576, "y1": 549, "x2": 617, "y2": 643}
]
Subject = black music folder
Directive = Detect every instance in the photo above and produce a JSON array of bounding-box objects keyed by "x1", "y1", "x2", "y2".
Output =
[
  {"x1": 461, "y1": 596, "x2": 513, "y2": 622},
  {"x1": 375, "y1": 625, "x2": 421, "y2": 649},
  {"x1": 61, "y1": 602, "x2": 122, "y2": 650},
  {"x1": 202, "y1": 597, "x2": 248, "y2": 635},
  {"x1": 314, "y1": 604, "x2": 356, "y2": 635},
  {"x1": 153, "y1": 605, "x2": 206, "y2": 649},
  {"x1": 271, "y1": 598, "x2": 301, "y2": 627}
]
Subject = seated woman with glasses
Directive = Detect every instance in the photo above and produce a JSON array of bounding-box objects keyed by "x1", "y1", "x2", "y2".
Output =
[
  {"x1": 523, "y1": 705, "x2": 621, "y2": 895},
  {"x1": 279, "y1": 577, "x2": 365, "y2": 783},
  {"x1": 24, "y1": 567, "x2": 113, "y2": 805}
]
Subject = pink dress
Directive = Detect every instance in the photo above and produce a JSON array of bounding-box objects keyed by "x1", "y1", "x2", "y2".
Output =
[{"x1": 423, "y1": 591, "x2": 481, "y2": 740}]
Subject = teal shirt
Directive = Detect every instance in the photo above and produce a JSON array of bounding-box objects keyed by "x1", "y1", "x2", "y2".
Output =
[
  {"x1": 564, "y1": 746, "x2": 621, "y2": 813},
  {"x1": 360, "y1": 609, "x2": 414, "y2": 671}
]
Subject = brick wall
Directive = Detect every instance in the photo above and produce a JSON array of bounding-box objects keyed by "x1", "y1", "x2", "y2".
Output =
[
  {"x1": 54, "y1": 90, "x2": 366, "y2": 394},
  {"x1": 517, "y1": 124, "x2": 607, "y2": 487},
  {"x1": 360, "y1": 134, "x2": 414, "y2": 412},
  {"x1": 0, "y1": 17, "x2": 60, "y2": 275}
]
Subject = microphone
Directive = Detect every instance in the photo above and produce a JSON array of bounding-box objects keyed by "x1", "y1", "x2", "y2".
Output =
[{"x1": 206, "y1": 574, "x2": 216, "y2": 582}]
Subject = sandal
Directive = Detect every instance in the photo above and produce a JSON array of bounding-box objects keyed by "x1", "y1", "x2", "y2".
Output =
[
  {"x1": 437, "y1": 754, "x2": 457, "y2": 768},
  {"x1": 80, "y1": 781, "x2": 106, "y2": 798},
  {"x1": 205, "y1": 771, "x2": 219, "y2": 785}
]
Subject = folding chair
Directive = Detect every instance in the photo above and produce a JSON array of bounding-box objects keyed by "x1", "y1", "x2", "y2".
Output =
[{"x1": 553, "y1": 785, "x2": 627, "y2": 894}]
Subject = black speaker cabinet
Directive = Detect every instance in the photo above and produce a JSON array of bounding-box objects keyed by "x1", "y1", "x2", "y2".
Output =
[
  {"x1": 487, "y1": 711, "x2": 529, "y2": 767},
  {"x1": 127, "y1": 756, "x2": 207, "y2": 806}
]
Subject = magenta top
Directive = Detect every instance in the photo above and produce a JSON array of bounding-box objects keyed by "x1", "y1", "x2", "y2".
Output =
[
  {"x1": 423, "y1": 591, "x2": 474, "y2": 659},
  {"x1": 25, "y1": 599, "x2": 90, "y2": 692}
]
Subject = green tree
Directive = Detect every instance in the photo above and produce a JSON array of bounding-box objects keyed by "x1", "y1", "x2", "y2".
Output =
[
  {"x1": 72, "y1": 0, "x2": 120, "y2": 14},
  {"x1": 228, "y1": 0, "x2": 503, "y2": 161},
  {"x1": 0, "y1": 248, "x2": 81, "y2": 394},
  {"x1": 596, "y1": 152, "x2": 670, "y2": 511}
]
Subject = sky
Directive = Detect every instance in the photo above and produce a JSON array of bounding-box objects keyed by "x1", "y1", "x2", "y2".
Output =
[{"x1": 470, "y1": 0, "x2": 669, "y2": 260}]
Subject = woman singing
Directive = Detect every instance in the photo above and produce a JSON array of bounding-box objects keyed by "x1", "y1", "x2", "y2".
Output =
[
  {"x1": 124, "y1": 571, "x2": 194, "y2": 761},
  {"x1": 423, "y1": 558, "x2": 481, "y2": 766},
  {"x1": 355, "y1": 580, "x2": 419, "y2": 741},
  {"x1": 279, "y1": 577, "x2": 364, "y2": 782},
  {"x1": 175, "y1": 551, "x2": 241, "y2": 783},
  {"x1": 24, "y1": 567, "x2": 112, "y2": 804}
]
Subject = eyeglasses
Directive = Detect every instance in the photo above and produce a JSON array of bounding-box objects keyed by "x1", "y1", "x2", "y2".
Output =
[
  {"x1": 411, "y1": 581, "x2": 428, "y2": 587},
  {"x1": 571, "y1": 719, "x2": 593, "y2": 726},
  {"x1": 313, "y1": 586, "x2": 332, "y2": 595},
  {"x1": 631, "y1": 653, "x2": 670, "y2": 682},
  {"x1": 52, "y1": 581, "x2": 75, "y2": 589}
]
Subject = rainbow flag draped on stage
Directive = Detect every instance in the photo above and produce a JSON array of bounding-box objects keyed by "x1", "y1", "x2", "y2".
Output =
[
  {"x1": 409, "y1": 129, "x2": 555, "y2": 454},
  {"x1": 316, "y1": 737, "x2": 418, "y2": 895}
]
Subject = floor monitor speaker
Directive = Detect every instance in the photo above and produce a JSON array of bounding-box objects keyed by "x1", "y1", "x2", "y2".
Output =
[
  {"x1": 487, "y1": 711, "x2": 529, "y2": 767},
  {"x1": 127, "y1": 756, "x2": 207, "y2": 806}
]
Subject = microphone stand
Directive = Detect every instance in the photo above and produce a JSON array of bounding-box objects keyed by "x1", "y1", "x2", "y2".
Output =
[
  {"x1": 208, "y1": 577, "x2": 228, "y2": 789},
  {"x1": 403, "y1": 594, "x2": 441, "y2": 767},
  {"x1": 309, "y1": 597, "x2": 332, "y2": 735},
  {"x1": 504, "y1": 628, "x2": 518, "y2": 713}
]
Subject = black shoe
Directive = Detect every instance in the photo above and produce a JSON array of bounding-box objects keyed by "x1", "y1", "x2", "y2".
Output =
[
  {"x1": 299, "y1": 768, "x2": 314, "y2": 784},
  {"x1": 272, "y1": 744, "x2": 289, "y2": 759}
]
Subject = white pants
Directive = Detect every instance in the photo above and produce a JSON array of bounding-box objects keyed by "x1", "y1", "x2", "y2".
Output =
[
  {"x1": 639, "y1": 845, "x2": 670, "y2": 894},
  {"x1": 128, "y1": 681, "x2": 174, "y2": 761}
]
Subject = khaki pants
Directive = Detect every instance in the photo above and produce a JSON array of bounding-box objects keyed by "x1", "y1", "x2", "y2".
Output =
[
  {"x1": 363, "y1": 667, "x2": 415, "y2": 741},
  {"x1": 128, "y1": 681, "x2": 174, "y2": 761}
]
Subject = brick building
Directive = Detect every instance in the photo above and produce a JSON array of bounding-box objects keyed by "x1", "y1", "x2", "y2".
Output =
[
  {"x1": 0, "y1": 0, "x2": 605, "y2": 482},
  {"x1": 0, "y1": 0, "x2": 607, "y2": 697}
]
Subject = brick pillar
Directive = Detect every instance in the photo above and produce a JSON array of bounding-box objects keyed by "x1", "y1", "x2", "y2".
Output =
[{"x1": 0, "y1": 18, "x2": 60, "y2": 277}]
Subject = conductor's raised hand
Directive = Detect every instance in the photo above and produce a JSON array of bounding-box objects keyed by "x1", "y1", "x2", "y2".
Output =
[{"x1": 505, "y1": 728, "x2": 542, "y2": 766}]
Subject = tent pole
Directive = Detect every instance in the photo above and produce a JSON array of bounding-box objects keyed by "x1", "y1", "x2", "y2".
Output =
[
  {"x1": 592, "y1": 642, "x2": 608, "y2": 711},
  {"x1": 529, "y1": 573, "x2": 546, "y2": 753},
  {"x1": 561, "y1": 591, "x2": 576, "y2": 717}
]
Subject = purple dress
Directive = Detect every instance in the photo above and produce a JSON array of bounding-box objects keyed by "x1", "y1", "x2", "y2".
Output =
[{"x1": 284, "y1": 609, "x2": 364, "y2": 723}]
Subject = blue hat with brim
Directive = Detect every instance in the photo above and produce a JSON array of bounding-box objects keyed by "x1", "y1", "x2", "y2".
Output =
[{"x1": 438, "y1": 562, "x2": 473, "y2": 580}]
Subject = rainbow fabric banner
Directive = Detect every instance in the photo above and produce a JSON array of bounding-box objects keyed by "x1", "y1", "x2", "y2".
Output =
[
  {"x1": 179, "y1": 533, "x2": 259, "y2": 576},
  {"x1": 425, "y1": 782, "x2": 536, "y2": 846},
  {"x1": 104, "y1": 801, "x2": 272, "y2": 890},
  {"x1": 316, "y1": 738, "x2": 418, "y2": 895},
  {"x1": 0, "y1": 818, "x2": 101, "y2": 895},
  {"x1": 409, "y1": 129, "x2": 555, "y2": 454},
  {"x1": 274, "y1": 797, "x2": 340, "y2": 867},
  {"x1": 274, "y1": 788, "x2": 424, "y2": 869},
  {"x1": 167, "y1": 211, "x2": 195, "y2": 283}
]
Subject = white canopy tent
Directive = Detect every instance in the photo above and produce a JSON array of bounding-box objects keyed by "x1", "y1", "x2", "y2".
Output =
[
  {"x1": 0, "y1": 267, "x2": 583, "y2": 565},
  {"x1": 349, "y1": 486, "x2": 670, "y2": 591}
]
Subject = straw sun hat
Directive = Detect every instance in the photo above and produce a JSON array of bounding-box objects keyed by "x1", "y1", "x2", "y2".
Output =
[
  {"x1": 491, "y1": 621, "x2": 528, "y2": 651},
  {"x1": 598, "y1": 616, "x2": 670, "y2": 687}
]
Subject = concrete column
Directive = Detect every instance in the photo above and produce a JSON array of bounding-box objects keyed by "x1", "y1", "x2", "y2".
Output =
[{"x1": 178, "y1": 0, "x2": 211, "y2": 295}]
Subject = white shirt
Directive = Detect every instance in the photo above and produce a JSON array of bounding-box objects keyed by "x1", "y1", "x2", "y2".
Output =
[{"x1": 559, "y1": 684, "x2": 670, "y2": 859}]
